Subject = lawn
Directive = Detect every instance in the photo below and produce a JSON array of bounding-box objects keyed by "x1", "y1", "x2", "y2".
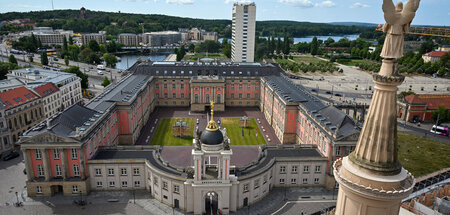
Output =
[
  {"x1": 398, "y1": 131, "x2": 450, "y2": 177},
  {"x1": 184, "y1": 53, "x2": 227, "y2": 61},
  {"x1": 150, "y1": 118, "x2": 196, "y2": 146},
  {"x1": 221, "y1": 118, "x2": 266, "y2": 145},
  {"x1": 292, "y1": 55, "x2": 324, "y2": 64},
  {"x1": 342, "y1": 59, "x2": 366, "y2": 66}
]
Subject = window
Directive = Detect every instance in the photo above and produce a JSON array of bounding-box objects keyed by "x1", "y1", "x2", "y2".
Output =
[
  {"x1": 314, "y1": 178, "x2": 320, "y2": 184},
  {"x1": 95, "y1": 169, "x2": 102, "y2": 176},
  {"x1": 181, "y1": 94, "x2": 184, "y2": 99},
  {"x1": 153, "y1": 177, "x2": 159, "y2": 186},
  {"x1": 231, "y1": 84, "x2": 235, "y2": 89},
  {"x1": 97, "y1": 181, "x2": 103, "y2": 187},
  {"x1": 280, "y1": 166, "x2": 286, "y2": 174},
  {"x1": 239, "y1": 94, "x2": 242, "y2": 99},
  {"x1": 279, "y1": 178, "x2": 285, "y2": 184},
  {"x1": 231, "y1": 94, "x2": 234, "y2": 99},
  {"x1": 163, "y1": 181, "x2": 168, "y2": 190},
  {"x1": 73, "y1": 164, "x2": 80, "y2": 176},
  {"x1": 164, "y1": 84, "x2": 167, "y2": 89},
  {"x1": 243, "y1": 184, "x2": 249, "y2": 192},
  {"x1": 174, "y1": 185, "x2": 179, "y2": 193},
  {"x1": 206, "y1": 94, "x2": 210, "y2": 103},
  {"x1": 36, "y1": 186, "x2": 42, "y2": 194},
  {"x1": 336, "y1": 147, "x2": 341, "y2": 156},
  {"x1": 37, "y1": 165, "x2": 44, "y2": 177},
  {"x1": 55, "y1": 165, "x2": 62, "y2": 177},
  {"x1": 172, "y1": 84, "x2": 175, "y2": 89},
  {"x1": 53, "y1": 149, "x2": 60, "y2": 160},
  {"x1": 71, "y1": 149, "x2": 77, "y2": 160},
  {"x1": 181, "y1": 84, "x2": 184, "y2": 89},
  {"x1": 239, "y1": 84, "x2": 242, "y2": 89},
  {"x1": 134, "y1": 168, "x2": 140, "y2": 176},
  {"x1": 303, "y1": 166, "x2": 309, "y2": 173},
  {"x1": 291, "y1": 178, "x2": 297, "y2": 184},
  {"x1": 35, "y1": 149, "x2": 42, "y2": 160},
  {"x1": 135, "y1": 181, "x2": 141, "y2": 187},
  {"x1": 254, "y1": 179, "x2": 260, "y2": 189},
  {"x1": 109, "y1": 181, "x2": 115, "y2": 187},
  {"x1": 122, "y1": 181, "x2": 128, "y2": 187},
  {"x1": 303, "y1": 178, "x2": 308, "y2": 184},
  {"x1": 121, "y1": 168, "x2": 127, "y2": 176},
  {"x1": 108, "y1": 168, "x2": 114, "y2": 176},
  {"x1": 292, "y1": 166, "x2": 297, "y2": 173},
  {"x1": 172, "y1": 93, "x2": 176, "y2": 98},
  {"x1": 315, "y1": 166, "x2": 321, "y2": 173},
  {"x1": 194, "y1": 94, "x2": 199, "y2": 103},
  {"x1": 72, "y1": 185, "x2": 79, "y2": 193}
]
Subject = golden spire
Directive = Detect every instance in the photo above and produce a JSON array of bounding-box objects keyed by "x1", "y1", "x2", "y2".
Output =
[{"x1": 206, "y1": 101, "x2": 218, "y2": 131}]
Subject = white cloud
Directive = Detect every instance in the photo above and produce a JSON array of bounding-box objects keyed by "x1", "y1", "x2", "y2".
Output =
[
  {"x1": 277, "y1": 0, "x2": 314, "y2": 8},
  {"x1": 350, "y1": 2, "x2": 370, "y2": 8},
  {"x1": 166, "y1": 0, "x2": 194, "y2": 4},
  {"x1": 315, "y1": 0, "x2": 335, "y2": 7},
  {"x1": 224, "y1": 0, "x2": 251, "y2": 4}
]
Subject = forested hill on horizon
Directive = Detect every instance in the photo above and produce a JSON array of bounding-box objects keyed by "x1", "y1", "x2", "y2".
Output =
[{"x1": 0, "y1": 9, "x2": 374, "y2": 38}]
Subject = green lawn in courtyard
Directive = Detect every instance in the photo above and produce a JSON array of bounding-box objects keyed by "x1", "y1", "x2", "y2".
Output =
[
  {"x1": 150, "y1": 118, "x2": 195, "y2": 146},
  {"x1": 292, "y1": 55, "x2": 324, "y2": 64},
  {"x1": 221, "y1": 118, "x2": 266, "y2": 145},
  {"x1": 398, "y1": 131, "x2": 450, "y2": 177},
  {"x1": 184, "y1": 53, "x2": 227, "y2": 61}
]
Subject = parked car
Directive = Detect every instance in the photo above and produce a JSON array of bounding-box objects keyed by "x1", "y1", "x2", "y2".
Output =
[
  {"x1": 334, "y1": 93, "x2": 343, "y2": 97},
  {"x1": 53, "y1": 57, "x2": 58, "y2": 61},
  {"x1": 97, "y1": 70, "x2": 104, "y2": 75},
  {"x1": 3, "y1": 151, "x2": 20, "y2": 161},
  {"x1": 326, "y1": 91, "x2": 332, "y2": 94},
  {"x1": 311, "y1": 89, "x2": 318, "y2": 92}
]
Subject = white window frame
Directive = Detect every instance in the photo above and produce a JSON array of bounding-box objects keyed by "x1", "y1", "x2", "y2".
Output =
[
  {"x1": 303, "y1": 178, "x2": 308, "y2": 184},
  {"x1": 292, "y1": 166, "x2": 297, "y2": 173},
  {"x1": 35, "y1": 149, "x2": 42, "y2": 160},
  {"x1": 95, "y1": 169, "x2": 102, "y2": 176},
  {"x1": 97, "y1": 181, "x2": 103, "y2": 187},
  {"x1": 291, "y1": 178, "x2": 297, "y2": 184},
  {"x1": 303, "y1": 165, "x2": 309, "y2": 173},
  {"x1": 121, "y1": 168, "x2": 127, "y2": 176},
  {"x1": 135, "y1": 181, "x2": 141, "y2": 187},
  {"x1": 37, "y1": 165, "x2": 44, "y2": 177},
  {"x1": 173, "y1": 185, "x2": 179, "y2": 193},
  {"x1": 280, "y1": 166, "x2": 286, "y2": 174},
  {"x1": 315, "y1": 166, "x2": 321, "y2": 173},
  {"x1": 73, "y1": 164, "x2": 80, "y2": 176},
  {"x1": 53, "y1": 149, "x2": 60, "y2": 160},
  {"x1": 133, "y1": 168, "x2": 140, "y2": 176},
  {"x1": 36, "y1": 186, "x2": 42, "y2": 194},
  {"x1": 279, "y1": 178, "x2": 285, "y2": 184},
  {"x1": 163, "y1": 181, "x2": 168, "y2": 190},
  {"x1": 71, "y1": 148, "x2": 78, "y2": 160},
  {"x1": 314, "y1": 178, "x2": 320, "y2": 184},
  {"x1": 108, "y1": 168, "x2": 114, "y2": 176},
  {"x1": 122, "y1": 181, "x2": 128, "y2": 187},
  {"x1": 243, "y1": 184, "x2": 249, "y2": 192},
  {"x1": 72, "y1": 185, "x2": 79, "y2": 193},
  {"x1": 55, "y1": 164, "x2": 62, "y2": 177},
  {"x1": 109, "y1": 181, "x2": 115, "y2": 187}
]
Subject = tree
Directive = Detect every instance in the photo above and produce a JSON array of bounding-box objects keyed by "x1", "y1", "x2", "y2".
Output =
[
  {"x1": 276, "y1": 37, "x2": 281, "y2": 54},
  {"x1": 398, "y1": 91, "x2": 415, "y2": 100},
  {"x1": 79, "y1": 48, "x2": 93, "y2": 62},
  {"x1": 310, "y1": 36, "x2": 319, "y2": 56},
  {"x1": 194, "y1": 45, "x2": 201, "y2": 53},
  {"x1": 439, "y1": 52, "x2": 450, "y2": 68},
  {"x1": 222, "y1": 43, "x2": 231, "y2": 58},
  {"x1": 103, "y1": 53, "x2": 117, "y2": 67},
  {"x1": 106, "y1": 40, "x2": 117, "y2": 53},
  {"x1": 68, "y1": 36, "x2": 73, "y2": 45},
  {"x1": 431, "y1": 105, "x2": 450, "y2": 124},
  {"x1": 68, "y1": 44, "x2": 80, "y2": 61},
  {"x1": 188, "y1": 43, "x2": 195, "y2": 52},
  {"x1": 102, "y1": 76, "x2": 111, "y2": 87},
  {"x1": 63, "y1": 37, "x2": 68, "y2": 53},
  {"x1": 64, "y1": 56, "x2": 69, "y2": 66},
  {"x1": 41, "y1": 52, "x2": 48, "y2": 65},
  {"x1": 418, "y1": 40, "x2": 434, "y2": 55},
  {"x1": 29, "y1": 55, "x2": 33, "y2": 62},
  {"x1": 64, "y1": 66, "x2": 89, "y2": 89},
  {"x1": 88, "y1": 39, "x2": 100, "y2": 52},
  {"x1": 9, "y1": 55, "x2": 17, "y2": 65},
  {"x1": 88, "y1": 53, "x2": 101, "y2": 64}
]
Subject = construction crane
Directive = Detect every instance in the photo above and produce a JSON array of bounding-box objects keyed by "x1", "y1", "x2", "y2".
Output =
[
  {"x1": 139, "y1": 22, "x2": 160, "y2": 34},
  {"x1": 375, "y1": 25, "x2": 450, "y2": 38}
]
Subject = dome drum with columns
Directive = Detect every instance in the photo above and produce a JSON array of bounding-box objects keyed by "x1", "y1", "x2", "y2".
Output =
[{"x1": 196, "y1": 101, "x2": 229, "y2": 151}]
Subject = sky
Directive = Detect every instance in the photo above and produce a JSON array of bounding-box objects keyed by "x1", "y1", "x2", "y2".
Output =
[{"x1": 2, "y1": 0, "x2": 449, "y2": 26}]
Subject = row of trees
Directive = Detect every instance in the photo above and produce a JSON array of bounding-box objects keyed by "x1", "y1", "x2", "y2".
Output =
[{"x1": 276, "y1": 58, "x2": 342, "y2": 74}]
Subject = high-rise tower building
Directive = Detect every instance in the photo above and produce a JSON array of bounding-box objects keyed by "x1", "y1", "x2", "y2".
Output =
[{"x1": 231, "y1": 2, "x2": 256, "y2": 63}]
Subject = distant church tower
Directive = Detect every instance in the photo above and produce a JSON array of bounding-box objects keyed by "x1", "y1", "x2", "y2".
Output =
[
  {"x1": 80, "y1": 7, "x2": 87, "y2": 19},
  {"x1": 332, "y1": 1, "x2": 420, "y2": 214}
]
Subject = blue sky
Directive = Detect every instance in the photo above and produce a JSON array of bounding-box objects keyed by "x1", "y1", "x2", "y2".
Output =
[{"x1": 2, "y1": 0, "x2": 449, "y2": 26}]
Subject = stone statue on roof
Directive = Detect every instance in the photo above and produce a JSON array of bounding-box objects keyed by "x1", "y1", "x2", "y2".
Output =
[{"x1": 381, "y1": 0, "x2": 420, "y2": 59}]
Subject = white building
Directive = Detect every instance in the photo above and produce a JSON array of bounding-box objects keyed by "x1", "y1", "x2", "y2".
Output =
[
  {"x1": 231, "y1": 2, "x2": 256, "y2": 63},
  {"x1": 82, "y1": 33, "x2": 106, "y2": 45},
  {"x1": 28, "y1": 83, "x2": 61, "y2": 118},
  {"x1": 118, "y1": 33, "x2": 140, "y2": 46},
  {"x1": 8, "y1": 68, "x2": 82, "y2": 110}
]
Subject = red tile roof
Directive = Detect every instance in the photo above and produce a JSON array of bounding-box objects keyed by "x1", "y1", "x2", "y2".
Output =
[
  {"x1": 0, "y1": 86, "x2": 39, "y2": 110},
  {"x1": 405, "y1": 94, "x2": 450, "y2": 110},
  {"x1": 32, "y1": 83, "x2": 59, "y2": 98},
  {"x1": 424, "y1": 51, "x2": 447, "y2": 57}
]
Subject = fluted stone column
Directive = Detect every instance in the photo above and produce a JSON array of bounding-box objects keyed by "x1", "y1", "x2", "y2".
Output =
[
  {"x1": 42, "y1": 149, "x2": 50, "y2": 181},
  {"x1": 79, "y1": 148, "x2": 86, "y2": 179},
  {"x1": 22, "y1": 149, "x2": 32, "y2": 181},
  {"x1": 60, "y1": 148, "x2": 68, "y2": 180}
]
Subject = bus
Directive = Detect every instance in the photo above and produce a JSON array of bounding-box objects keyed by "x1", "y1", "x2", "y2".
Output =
[{"x1": 430, "y1": 125, "x2": 449, "y2": 136}]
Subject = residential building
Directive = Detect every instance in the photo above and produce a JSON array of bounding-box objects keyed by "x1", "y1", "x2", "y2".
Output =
[
  {"x1": 422, "y1": 51, "x2": 447, "y2": 63},
  {"x1": 231, "y1": 2, "x2": 256, "y2": 62},
  {"x1": 189, "y1": 28, "x2": 218, "y2": 42},
  {"x1": 8, "y1": 68, "x2": 82, "y2": 110},
  {"x1": 118, "y1": 33, "x2": 140, "y2": 46},
  {"x1": 398, "y1": 94, "x2": 450, "y2": 122},
  {"x1": 141, "y1": 31, "x2": 181, "y2": 47},
  {"x1": 0, "y1": 87, "x2": 44, "y2": 152},
  {"x1": 30, "y1": 83, "x2": 61, "y2": 118},
  {"x1": 82, "y1": 33, "x2": 106, "y2": 45}
]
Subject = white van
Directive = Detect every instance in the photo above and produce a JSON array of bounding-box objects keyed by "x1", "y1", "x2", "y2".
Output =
[{"x1": 97, "y1": 65, "x2": 105, "y2": 70}]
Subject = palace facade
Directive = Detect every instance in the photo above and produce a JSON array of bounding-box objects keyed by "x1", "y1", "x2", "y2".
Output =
[{"x1": 19, "y1": 60, "x2": 359, "y2": 214}]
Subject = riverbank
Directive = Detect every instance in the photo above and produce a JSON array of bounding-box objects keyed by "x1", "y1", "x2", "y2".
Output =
[{"x1": 164, "y1": 54, "x2": 177, "y2": 61}]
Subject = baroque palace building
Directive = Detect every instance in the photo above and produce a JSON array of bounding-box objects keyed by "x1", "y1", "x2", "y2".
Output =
[{"x1": 19, "y1": 60, "x2": 359, "y2": 214}]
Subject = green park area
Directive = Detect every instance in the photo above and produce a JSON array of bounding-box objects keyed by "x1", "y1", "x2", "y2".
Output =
[
  {"x1": 398, "y1": 131, "x2": 450, "y2": 177},
  {"x1": 221, "y1": 118, "x2": 266, "y2": 145},
  {"x1": 150, "y1": 118, "x2": 195, "y2": 146},
  {"x1": 184, "y1": 53, "x2": 227, "y2": 61}
]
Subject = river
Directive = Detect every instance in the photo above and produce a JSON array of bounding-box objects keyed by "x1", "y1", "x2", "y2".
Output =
[{"x1": 115, "y1": 53, "x2": 169, "y2": 70}]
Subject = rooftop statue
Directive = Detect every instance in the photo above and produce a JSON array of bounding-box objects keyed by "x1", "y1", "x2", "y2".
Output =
[{"x1": 381, "y1": 0, "x2": 420, "y2": 59}]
